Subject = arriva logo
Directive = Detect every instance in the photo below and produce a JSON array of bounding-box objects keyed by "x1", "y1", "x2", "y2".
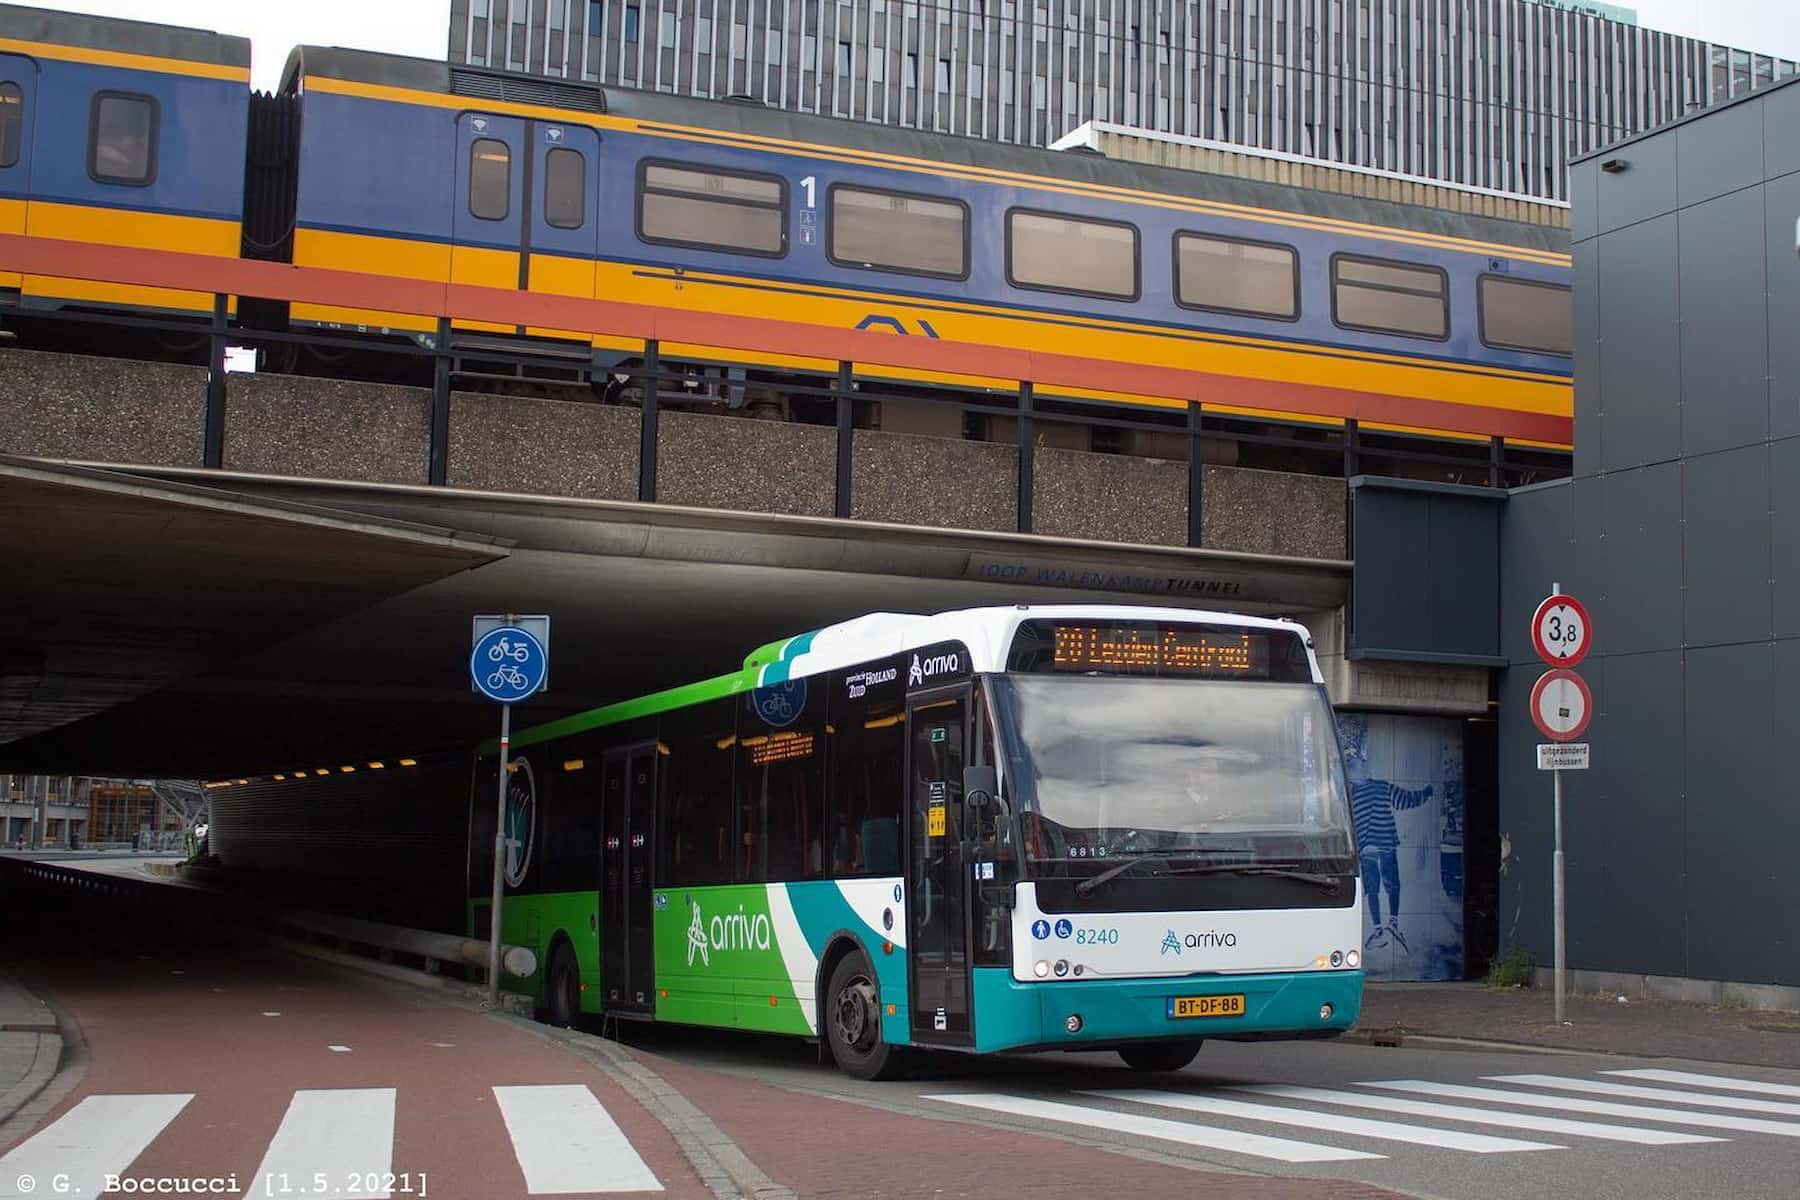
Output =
[
  {"x1": 907, "y1": 651, "x2": 961, "y2": 687},
  {"x1": 683, "y1": 897, "x2": 774, "y2": 968},
  {"x1": 685, "y1": 899, "x2": 710, "y2": 967},
  {"x1": 1160, "y1": 929, "x2": 1182, "y2": 956}
]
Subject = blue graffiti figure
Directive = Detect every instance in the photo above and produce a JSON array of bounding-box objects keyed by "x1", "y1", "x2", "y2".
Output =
[{"x1": 1340, "y1": 717, "x2": 1431, "y2": 953}]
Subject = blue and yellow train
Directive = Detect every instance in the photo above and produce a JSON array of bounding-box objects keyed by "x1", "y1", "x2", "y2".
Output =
[{"x1": 0, "y1": 4, "x2": 1573, "y2": 449}]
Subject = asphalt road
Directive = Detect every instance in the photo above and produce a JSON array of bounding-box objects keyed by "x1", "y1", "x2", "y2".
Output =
[{"x1": 5, "y1": 877, "x2": 1796, "y2": 1200}]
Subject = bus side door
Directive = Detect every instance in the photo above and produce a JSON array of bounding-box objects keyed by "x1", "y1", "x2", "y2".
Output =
[
  {"x1": 905, "y1": 688, "x2": 972, "y2": 1046},
  {"x1": 601, "y1": 742, "x2": 657, "y2": 1013}
]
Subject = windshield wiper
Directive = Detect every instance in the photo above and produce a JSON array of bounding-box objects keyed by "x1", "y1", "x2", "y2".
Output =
[
  {"x1": 1156, "y1": 861, "x2": 1345, "y2": 891},
  {"x1": 1072, "y1": 855, "x2": 1160, "y2": 897}
]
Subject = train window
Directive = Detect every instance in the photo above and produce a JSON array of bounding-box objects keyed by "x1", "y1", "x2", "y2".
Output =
[
  {"x1": 0, "y1": 84, "x2": 20, "y2": 169},
  {"x1": 1479, "y1": 276, "x2": 1573, "y2": 356},
  {"x1": 87, "y1": 92, "x2": 157, "y2": 186},
  {"x1": 829, "y1": 185, "x2": 967, "y2": 278},
  {"x1": 1331, "y1": 255, "x2": 1448, "y2": 339},
  {"x1": 544, "y1": 147, "x2": 585, "y2": 230},
  {"x1": 638, "y1": 161, "x2": 785, "y2": 256},
  {"x1": 468, "y1": 138, "x2": 510, "y2": 221},
  {"x1": 1007, "y1": 208, "x2": 1138, "y2": 300},
  {"x1": 1175, "y1": 233, "x2": 1298, "y2": 319}
]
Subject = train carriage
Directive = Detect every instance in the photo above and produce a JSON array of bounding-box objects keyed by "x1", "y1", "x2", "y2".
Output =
[
  {"x1": 272, "y1": 47, "x2": 1572, "y2": 449},
  {"x1": 0, "y1": 2, "x2": 248, "y2": 319}
]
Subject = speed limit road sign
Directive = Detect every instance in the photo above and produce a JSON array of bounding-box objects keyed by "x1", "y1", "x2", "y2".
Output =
[
  {"x1": 1531, "y1": 593, "x2": 1591, "y2": 667},
  {"x1": 1530, "y1": 668, "x2": 1593, "y2": 742}
]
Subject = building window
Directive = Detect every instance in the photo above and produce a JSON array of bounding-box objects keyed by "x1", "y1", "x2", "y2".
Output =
[
  {"x1": 766, "y1": 29, "x2": 781, "y2": 64},
  {"x1": 1479, "y1": 276, "x2": 1572, "y2": 356},
  {"x1": 830, "y1": 186, "x2": 967, "y2": 278},
  {"x1": 0, "y1": 82, "x2": 21, "y2": 168},
  {"x1": 624, "y1": 4, "x2": 639, "y2": 43},
  {"x1": 638, "y1": 161, "x2": 785, "y2": 256},
  {"x1": 838, "y1": 41, "x2": 852, "y2": 75},
  {"x1": 1331, "y1": 255, "x2": 1448, "y2": 339},
  {"x1": 937, "y1": 58, "x2": 950, "y2": 91},
  {"x1": 1175, "y1": 233, "x2": 1298, "y2": 319},
  {"x1": 88, "y1": 92, "x2": 157, "y2": 186},
  {"x1": 1007, "y1": 209, "x2": 1139, "y2": 300},
  {"x1": 543, "y1": 147, "x2": 585, "y2": 230},
  {"x1": 468, "y1": 137, "x2": 509, "y2": 220}
]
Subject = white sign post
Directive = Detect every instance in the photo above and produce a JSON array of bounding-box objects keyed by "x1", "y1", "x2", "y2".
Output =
[{"x1": 1530, "y1": 584, "x2": 1592, "y2": 1026}]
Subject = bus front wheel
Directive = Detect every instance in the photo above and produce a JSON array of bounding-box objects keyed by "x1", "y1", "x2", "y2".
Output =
[
  {"x1": 826, "y1": 952, "x2": 904, "y2": 1081},
  {"x1": 546, "y1": 944, "x2": 580, "y2": 1028},
  {"x1": 1117, "y1": 1039, "x2": 1203, "y2": 1073}
]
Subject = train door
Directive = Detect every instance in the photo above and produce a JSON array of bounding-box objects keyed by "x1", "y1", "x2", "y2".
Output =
[
  {"x1": 600, "y1": 743, "x2": 657, "y2": 1014},
  {"x1": 452, "y1": 112, "x2": 526, "y2": 334},
  {"x1": 905, "y1": 688, "x2": 973, "y2": 1046},
  {"x1": 0, "y1": 55, "x2": 36, "y2": 295},
  {"x1": 524, "y1": 121, "x2": 600, "y2": 340}
]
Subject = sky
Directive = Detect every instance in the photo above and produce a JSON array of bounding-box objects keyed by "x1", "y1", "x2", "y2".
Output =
[{"x1": 8, "y1": 0, "x2": 1800, "y2": 91}]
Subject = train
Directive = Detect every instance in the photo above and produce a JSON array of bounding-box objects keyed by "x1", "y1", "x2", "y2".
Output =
[{"x1": 0, "y1": 4, "x2": 1572, "y2": 453}]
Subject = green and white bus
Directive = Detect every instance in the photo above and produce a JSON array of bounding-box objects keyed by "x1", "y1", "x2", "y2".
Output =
[{"x1": 471, "y1": 604, "x2": 1364, "y2": 1078}]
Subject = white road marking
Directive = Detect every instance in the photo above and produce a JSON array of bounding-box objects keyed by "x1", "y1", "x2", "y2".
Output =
[
  {"x1": 1361, "y1": 1079, "x2": 1800, "y2": 1138},
  {"x1": 0, "y1": 1093, "x2": 192, "y2": 1200},
  {"x1": 246, "y1": 1088, "x2": 395, "y2": 1199},
  {"x1": 1488, "y1": 1073, "x2": 1800, "y2": 1117},
  {"x1": 1606, "y1": 1069, "x2": 1800, "y2": 1099},
  {"x1": 328, "y1": 1044, "x2": 352, "y2": 1052},
  {"x1": 1086, "y1": 1088, "x2": 1562, "y2": 1154},
  {"x1": 1239, "y1": 1084, "x2": 1719, "y2": 1145},
  {"x1": 493, "y1": 1084, "x2": 662, "y2": 1194},
  {"x1": 922, "y1": 1092, "x2": 1383, "y2": 1163}
]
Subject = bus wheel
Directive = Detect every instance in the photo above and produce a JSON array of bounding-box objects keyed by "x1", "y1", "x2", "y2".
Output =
[
  {"x1": 826, "y1": 952, "x2": 903, "y2": 1081},
  {"x1": 1117, "y1": 1040, "x2": 1203, "y2": 1072},
  {"x1": 546, "y1": 944, "x2": 580, "y2": 1028}
]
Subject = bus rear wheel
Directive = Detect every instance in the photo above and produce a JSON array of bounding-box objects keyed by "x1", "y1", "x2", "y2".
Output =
[
  {"x1": 1117, "y1": 1039, "x2": 1203, "y2": 1073},
  {"x1": 546, "y1": 944, "x2": 580, "y2": 1028},
  {"x1": 826, "y1": 952, "x2": 904, "y2": 1081}
]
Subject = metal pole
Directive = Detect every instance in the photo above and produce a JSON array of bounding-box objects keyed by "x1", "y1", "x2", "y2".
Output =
[
  {"x1": 1553, "y1": 765, "x2": 1566, "y2": 1024},
  {"x1": 486, "y1": 703, "x2": 512, "y2": 1009}
]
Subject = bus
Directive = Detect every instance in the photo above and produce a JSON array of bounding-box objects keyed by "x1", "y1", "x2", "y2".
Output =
[{"x1": 470, "y1": 604, "x2": 1364, "y2": 1079}]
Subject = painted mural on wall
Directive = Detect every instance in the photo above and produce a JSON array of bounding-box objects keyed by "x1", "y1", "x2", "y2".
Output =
[{"x1": 1337, "y1": 713, "x2": 1465, "y2": 981}]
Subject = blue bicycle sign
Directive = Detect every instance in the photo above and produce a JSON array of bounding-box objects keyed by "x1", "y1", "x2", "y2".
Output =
[{"x1": 471, "y1": 626, "x2": 547, "y2": 703}]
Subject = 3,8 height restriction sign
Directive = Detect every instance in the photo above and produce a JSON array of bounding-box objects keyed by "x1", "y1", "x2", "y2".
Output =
[{"x1": 1531, "y1": 592, "x2": 1591, "y2": 667}]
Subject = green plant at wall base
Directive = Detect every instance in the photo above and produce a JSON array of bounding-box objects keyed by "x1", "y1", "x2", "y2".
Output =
[{"x1": 1487, "y1": 947, "x2": 1537, "y2": 989}]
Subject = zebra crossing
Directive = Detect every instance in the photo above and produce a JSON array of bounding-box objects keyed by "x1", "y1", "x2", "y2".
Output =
[
  {"x1": 922, "y1": 1065, "x2": 1800, "y2": 1166},
  {"x1": 0, "y1": 1083, "x2": 665, "y2": 1199}
]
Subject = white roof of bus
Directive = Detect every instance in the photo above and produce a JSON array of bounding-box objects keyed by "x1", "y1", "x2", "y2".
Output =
[{"x1": 757, "y1": 604, "x2": 1316, "y2": 685}]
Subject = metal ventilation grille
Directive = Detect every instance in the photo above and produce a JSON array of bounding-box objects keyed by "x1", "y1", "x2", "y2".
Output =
[{"x1": 450, "y1": 68, "x2": 605, "y2": 113}]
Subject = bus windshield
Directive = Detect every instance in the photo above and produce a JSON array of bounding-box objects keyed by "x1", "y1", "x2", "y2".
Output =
[{"x1": 987, "y1": 674, "x2": 1354, "y2": 873}]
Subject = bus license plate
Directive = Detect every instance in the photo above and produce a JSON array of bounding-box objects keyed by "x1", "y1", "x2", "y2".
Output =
[{"x1": 1168, "y1": 994, "x2": 1246, "y2": 1019}]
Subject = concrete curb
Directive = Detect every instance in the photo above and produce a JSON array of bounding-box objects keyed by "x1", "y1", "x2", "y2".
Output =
[
  {"x1": 0, "y1": 984, "x2": 87, "y2": 1151},
  {"x1": 523, "y1": 1022, "x2": 797, "y2": 1200}
]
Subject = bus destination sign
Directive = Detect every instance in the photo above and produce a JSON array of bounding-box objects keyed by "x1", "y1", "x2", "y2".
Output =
[{"x1": 1051, "y1": 624, "x2": 1266, "y2": 677}]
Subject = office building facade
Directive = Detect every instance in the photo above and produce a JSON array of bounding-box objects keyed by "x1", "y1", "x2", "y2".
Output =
[{"x1": 447, "y1": 0, "x2": 1795, "y2": 202}]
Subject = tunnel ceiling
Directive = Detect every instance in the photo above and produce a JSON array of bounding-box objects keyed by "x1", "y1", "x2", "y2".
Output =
[{"x1": 1, "y1": 467, "x2": 1349, "y2": 778}]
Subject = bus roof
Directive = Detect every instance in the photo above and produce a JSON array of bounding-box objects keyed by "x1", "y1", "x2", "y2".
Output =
[{"x1": 499, "y1": 605, "x2": 1314, "y2": 754}]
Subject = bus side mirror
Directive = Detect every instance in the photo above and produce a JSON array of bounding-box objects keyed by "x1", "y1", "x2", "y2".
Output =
[{"x1": 962, "y1": 765, "x2": 1003, "y2": 831}]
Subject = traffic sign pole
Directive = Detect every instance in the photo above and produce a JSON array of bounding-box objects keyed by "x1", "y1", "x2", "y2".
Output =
[
  {"x1": 487, "y1": 701, "x2": 511, "y2": 1011},
  {"x1": 469, "y1": 614, "x2": 549, "y2": 1012},
  {"x1": 1554, "y1": 763, "x2": 1566, "y2": 1025}
]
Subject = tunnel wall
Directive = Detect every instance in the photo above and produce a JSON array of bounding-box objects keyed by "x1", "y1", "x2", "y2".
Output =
[{"x1": 208, "y1": 759, "x2": 471, "y2": 932}]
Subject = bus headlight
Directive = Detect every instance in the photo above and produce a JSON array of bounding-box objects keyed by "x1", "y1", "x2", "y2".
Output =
[
  {"x1": 1346, "y1": 949, "x2": 1361, "y2": 969},
  {"x1": 1033, "y1": 960, "x2": 1050, "y2": 978}
]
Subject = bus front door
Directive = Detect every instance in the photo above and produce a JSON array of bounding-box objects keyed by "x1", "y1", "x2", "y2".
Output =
[
  {"x1": 905, "y1": 689, "x2": 972, "y2": 1046},
  {"x1": 601, "y1": 743, "x2": 657, "y2": 1015}
]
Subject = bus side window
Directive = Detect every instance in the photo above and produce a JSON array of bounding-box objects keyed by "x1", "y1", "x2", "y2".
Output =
[
  {"x1": 656, "y1": 698, "x2": 735, "y2": 887},
  {"x1": 827, "y1": 663, "x2": 906, "y2": 879},
  {"x1": 737, "y1": 683, "x2": 826, "y2": 883}
]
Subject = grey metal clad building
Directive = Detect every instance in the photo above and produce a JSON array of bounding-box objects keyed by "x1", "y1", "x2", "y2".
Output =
[{"x1": 447, "y1": 0, "x2": 1796, "y2": 202}]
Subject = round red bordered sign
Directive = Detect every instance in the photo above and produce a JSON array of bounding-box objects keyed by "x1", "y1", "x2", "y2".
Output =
[
  {"x1": 1530, "y1": 668, "x2": 1593, "y2": 742},
  {"x1": 1531, "y1": 593, "x2": 1592, "y2": 667}
]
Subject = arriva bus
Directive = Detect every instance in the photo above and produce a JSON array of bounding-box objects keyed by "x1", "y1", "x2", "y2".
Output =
[{"x1": 470, "y1": 605, "x2": 1364, "y2": 1078}]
